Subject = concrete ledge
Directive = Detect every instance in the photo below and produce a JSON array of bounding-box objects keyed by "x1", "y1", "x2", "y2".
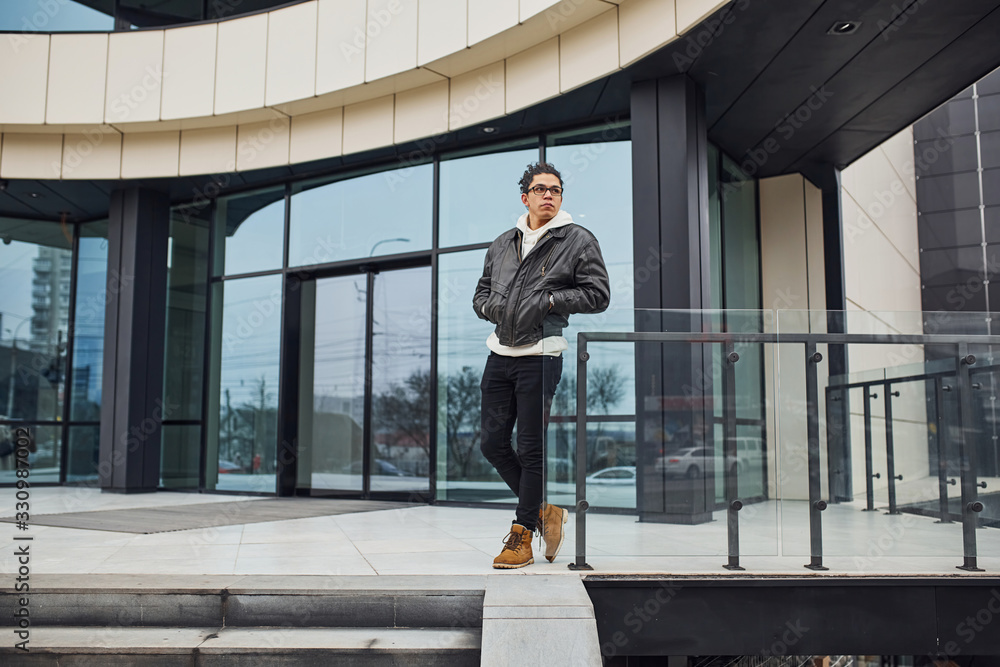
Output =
[
  {"x1": 0, "y1": 575, "x2": 486, "y2": 629},
  {"x1": 480, "y1": 575, "x2": 602, "y2": 667},
  {"x1": 0, "y1": 627, "x2": 482, "y2": 667},
  {"x1": 5, "y1": 573, "x2": 487, "y2": 594}
]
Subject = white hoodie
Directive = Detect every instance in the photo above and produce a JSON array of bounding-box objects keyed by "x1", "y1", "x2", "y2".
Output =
[{"x1": 486, "y1": 210, "x2": 575, "y2": 357}]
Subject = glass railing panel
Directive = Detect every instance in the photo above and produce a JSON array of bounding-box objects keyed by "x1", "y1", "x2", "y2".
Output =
[
  {"x1": 774, "y1": 310, "x2": 999, "y2": 567},
  {"x1": 566, "y1": 309, "x2": 778, "y2": 562}
]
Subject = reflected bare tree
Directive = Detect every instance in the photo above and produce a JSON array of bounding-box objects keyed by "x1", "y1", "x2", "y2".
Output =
[
  {"x1": 552, "y1": 364, "x2": 627, "y2": 471},
  {"x1": 373, "y1": 369, "x2": 431, "y2": 457},
  {"x1": 443, "y1": 366, "x2": 483, "y2": 479}
]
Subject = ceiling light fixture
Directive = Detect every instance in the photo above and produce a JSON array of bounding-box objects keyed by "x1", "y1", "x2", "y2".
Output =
[
  {"x1": 828, "y1": 21, "x2": 860, "y2": 35},
  {"x1": 482, "y1": 126, "x2": 498, "y2": 134},
  {"x1": 27, "y1": 192, "x2": 42, "y2": 198}
]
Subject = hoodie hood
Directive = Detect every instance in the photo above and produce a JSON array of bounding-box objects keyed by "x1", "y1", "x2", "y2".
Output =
[{"x1": 516, "y1": 209, "x2": 574, "y2": 235}]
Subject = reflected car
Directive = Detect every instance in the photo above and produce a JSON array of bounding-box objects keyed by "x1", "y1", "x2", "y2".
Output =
[
  {"x1": 343, "y1": 459, "x2": 414, "y2": 476},
  {"x1": 586, "y1": 466, "x2": 636, "y2": 485},
  {"x1": 218, "y1": 460, "x2": 243, "y2": 474},
  {"x1": 656, "y1": 447, "x2": 737, "y2": 479}
]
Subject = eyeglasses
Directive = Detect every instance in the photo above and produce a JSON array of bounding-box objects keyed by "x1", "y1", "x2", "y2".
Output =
[{"x1": 528, "y1": 185, "x2": 563, "y2": 197}]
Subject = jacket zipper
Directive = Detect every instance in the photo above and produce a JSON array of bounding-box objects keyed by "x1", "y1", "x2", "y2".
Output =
[
  {"x1": 502, "y1": 232, "x2": 556, "y2": 345},
  {"x1": 540, "y1": 239, "x2": 556, "y2": 276}
]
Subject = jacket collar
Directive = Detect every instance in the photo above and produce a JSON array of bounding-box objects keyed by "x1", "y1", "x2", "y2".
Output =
[{"x1": 515, "y1": 210, "x2": 574, "y2": 238}]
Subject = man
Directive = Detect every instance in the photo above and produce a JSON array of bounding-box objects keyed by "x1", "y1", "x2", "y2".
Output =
[{"x1": 473, "y1": 162, "x2": 610, "y2": 569}]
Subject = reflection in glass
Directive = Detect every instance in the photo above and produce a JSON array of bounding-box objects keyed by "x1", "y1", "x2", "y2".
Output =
[
  {"x1": 0, "y1": 425, "x2": 60, "y2": 484},
  {"x1": 439, "y1": 147, "x2": 538, "y2": 248},
  {"x1": 71, "y1": 224, "x2": 108, "y2": 422},
  {"x1": 209, "y1": 275, "x2": 282, "y2": 493},
  {"x1": 289, "y1": 165, "x2": 432, "y2": 267},
  {"x1": 161, "y1": 424, "x2": 201, "y2": 489},
  {"x1": 436, "y1": 249, "x2": 503, "y2": 501},
  {"x1": 0, "y1": 225, "x2": 72, "y2": 424},
  {"x1": 215, "y1": 188, "x2": 285, "y2": 277},
  {"x1": 546, "y1": 137, "x2": 636, "y2": 508},
  {"x1": 0, "y1": 1, "x2": 113, "y2": 31},
  {"x1": 66, "y1": 424, "x2": 100, "y2": 483},
  {"x1": 164, "y1": 207, "x2": 210, "y2": 421},
  {"x1": 299, "y1": 276, "x2": 367, "y2": 492},
  {"x1": 371, "y1": 266, "x2": 431, "y2": 493}
]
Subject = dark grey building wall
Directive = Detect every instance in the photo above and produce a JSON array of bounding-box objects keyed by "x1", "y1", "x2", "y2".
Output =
[{"x1": 916, "y1": 67, "x2": 1000, "y2": 314}]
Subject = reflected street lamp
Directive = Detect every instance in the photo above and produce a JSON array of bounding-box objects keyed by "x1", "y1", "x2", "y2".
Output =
[{"x1": 368, "y1": 238, "x2": 410, "y2": 256}]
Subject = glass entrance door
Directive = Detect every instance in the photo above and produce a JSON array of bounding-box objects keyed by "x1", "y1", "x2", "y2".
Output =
[{"x1": 296, "y1": 265, "x2": 431, "y2": 497}]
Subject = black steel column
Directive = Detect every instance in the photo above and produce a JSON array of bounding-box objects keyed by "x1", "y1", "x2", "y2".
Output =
[
  {"x1": 883, "y1": 384, "x2": 902, "y2": 515},
  {"x1": 723, "y1": 341, "x2": 743, "y2": 570},
  {"x1": 631, "y1": 75, "x2": 713, "y2": 525},
  {"x1": 955, "y1": 345, "x2": 984, "y2": 571},
  {"x1": 805, "y1": 343, "x2": 828, "y2": 570},
  {"x1": 862, "y1": 387, "x2": 876, "y2": 511},
  {"x1": 934, "y1": 378, "x2": 954, "y2": 523},
  {"x1": 99, "y1": 188, "x2": 170, "y2": 493},
  {"x1": 570, "y1": 336, "x2": 592, "y2": 571},
  {"x1": 276, "y1": 273, "x2": 301, "y2": 497},
  {"x1": 804, "y1": 164, "x2": 851, "y2": 503}
]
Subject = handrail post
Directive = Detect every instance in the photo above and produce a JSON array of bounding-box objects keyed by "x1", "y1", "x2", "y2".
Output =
[
  {"x1": 934, "y1": 377, "x2": 954, "y2": 524},
  {"x1": 569, "y1": 334, "x2": 593, "y2": 571},
  {"x1": 955, "y1": 344, "x2": 984, "y2": 572},
  {"x1": 883, "y1": 382, "x2": 902, "y2": 515},
  {"x1": 863, "y1": 386, "x2": 876, "y2": 511},
  {"x1": 805, "y1": 343, "x2": 828, "y2": 571},
  {"x1": 723, "y1": 339, "x2": 744, "y2": 570}
]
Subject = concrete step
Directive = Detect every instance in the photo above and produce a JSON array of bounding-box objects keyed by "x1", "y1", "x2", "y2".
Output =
[
  {"x1": 0, "y1": 626, "x2": 483, "y2": 666},
  {"x1": 0, "y1": 575, "x2": 485, "y2": 629}
]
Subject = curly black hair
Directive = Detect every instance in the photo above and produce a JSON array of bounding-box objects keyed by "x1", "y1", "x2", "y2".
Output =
[{"x1": 518, "y1": 162, "x2": 562, "y2": 194}]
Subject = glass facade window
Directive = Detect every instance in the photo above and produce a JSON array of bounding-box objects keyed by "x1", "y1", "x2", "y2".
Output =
[
  {"x1": 214, "y1": 188, "x2": 285, "y2": 277},
  {"x1": 545, "y1": 128, "x2": 636, "y2": 509},
  {"x1": 298, "y1": 276, "x2": 368, "y2": 493},
  {"x1": 0, "y1": 217, "x2": 108, "y2": 485},
  {"x1": 703, "y1": 147, "x2": 765, "y2": 505},
  {"x1": 288, "y1": 164, "x2": 433, "y2": 267},
  {"x1": 161, "y1": 206, "x2": 210, "y2": 488},
  {"x1": 434, "y1": 125, "x2": 638, "y2": 508},
  {"x1": 207, "y1": 274, "x2": 282, "y2": 493},
  {"x1": 0, "y1": 223, "x2": 72, "y2": 425},
  {"x1": 164, "y1": 207, "x2": 210, "y2": 421},
  {"x1": 65, "y1": 221, "x2": 109, "y2": 483},
  {"x1": 66, "y1": 424, "x2": 100, "y2": 483},
  {"x1": 439, "y1": 145, "x2": 538, "y2": 248},
  {"x1": 70, "y1": 222, "x2": 108, "y2": 423},
  {"x1": 436, "y1": 249, "x2": 501, "y2": 501},
  {"x1": 370, "y1": 266, "x2": 431, "y2": 492}
]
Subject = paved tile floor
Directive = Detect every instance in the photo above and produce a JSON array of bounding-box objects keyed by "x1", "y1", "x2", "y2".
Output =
[{"x1": 1, "y1": 487, "x2": 998, "y2": 578}]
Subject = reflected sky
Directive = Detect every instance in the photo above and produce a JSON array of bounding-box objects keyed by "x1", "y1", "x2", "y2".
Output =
[
  {"x1": 0, "y1": 1, "x2": 113, "y2": 31},
  {"x1": 70, "y1": 236, "x2": 108, "y2": 418},
  {"x1": 440, "y1": 148, "x2": 537, "y2": 248},
  {"x1": 0, "y1": 241, "x2": 37, "y2": 339},
  {"x1": 220, "y1": 195, "x2": 284, "y2": 277},
  {"x1": 289, "y1": 165, "x2": 432, "y2": 267},
  {"x1": 219, "y1": 275, "x2": 282, "y2": 410}
]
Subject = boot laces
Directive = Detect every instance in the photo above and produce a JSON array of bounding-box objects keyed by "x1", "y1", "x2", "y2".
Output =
[{"x1": 501, "y1": 530, "x2": 523, "y2": 552}]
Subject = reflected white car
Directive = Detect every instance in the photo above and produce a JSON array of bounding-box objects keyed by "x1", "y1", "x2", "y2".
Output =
[
  {"x1": 586, "y1": 466, "x2": 636, "y2": 485},
  {"x1": 655, "y1": 447, "x2": 740, "y2": 479}
]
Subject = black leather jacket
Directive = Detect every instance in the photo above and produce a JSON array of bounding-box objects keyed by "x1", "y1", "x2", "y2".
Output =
[{"x1": 473, "y1": 222, "x2": 611, "y2": 347}]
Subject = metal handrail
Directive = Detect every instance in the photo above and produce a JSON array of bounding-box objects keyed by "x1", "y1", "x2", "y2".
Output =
[{"x1": 571, "y1": 329, "x2": 1000, "y2": 572}]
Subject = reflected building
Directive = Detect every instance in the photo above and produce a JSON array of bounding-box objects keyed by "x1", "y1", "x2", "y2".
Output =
[{"x1": 30, "y1": 246, "x2": 71, "y2": 354}]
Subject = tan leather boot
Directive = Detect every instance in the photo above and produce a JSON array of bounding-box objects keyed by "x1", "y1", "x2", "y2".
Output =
[
  {"x1": 492, "y1": 524, "x2": 534, "y2": 569},
  {"x1": 538, "y1": 503, "x2": 569, "y2": 563}
]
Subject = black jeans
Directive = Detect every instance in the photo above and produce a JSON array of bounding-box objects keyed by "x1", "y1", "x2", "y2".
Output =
[{"x1": 479, "y1": 353, "x2": 562, "y2": 531}]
